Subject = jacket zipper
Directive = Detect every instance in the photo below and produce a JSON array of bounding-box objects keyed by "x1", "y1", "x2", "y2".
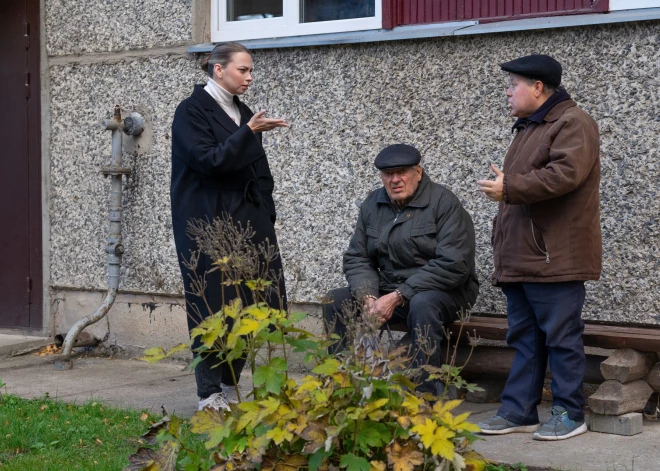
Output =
[{"x1": 531, "y1": 220, "x2": 550, "y2": 264}]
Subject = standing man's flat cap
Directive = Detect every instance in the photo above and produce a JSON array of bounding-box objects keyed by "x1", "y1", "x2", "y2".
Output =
[
  {"x1": 374, "y1": 144, "x2": 421, "y2": 170},
  {"x1": 500, "y1": 54, "x2": 562, "y2": 88}
]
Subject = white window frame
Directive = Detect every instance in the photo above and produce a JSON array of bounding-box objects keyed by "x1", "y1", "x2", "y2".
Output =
[
  {"x1": 610, "y1": 0, "x2": 660, "y2": 10},
  {"x1": 211, "y1": 0, "x2": 382, "y2": 42}
]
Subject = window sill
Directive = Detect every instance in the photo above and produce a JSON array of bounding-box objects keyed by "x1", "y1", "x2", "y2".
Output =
[{"x1": 188, "y1": 8, "x2": 660, "y2": 52}]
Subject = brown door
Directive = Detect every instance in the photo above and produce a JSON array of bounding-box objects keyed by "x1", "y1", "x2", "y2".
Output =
[{"x1": 0, "y1": 0, "x2": 42, "y2": 329}]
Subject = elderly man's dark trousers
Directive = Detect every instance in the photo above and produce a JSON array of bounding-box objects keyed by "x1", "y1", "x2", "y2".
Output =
[
  {"x1": 323, "y1": 287, "x2": 465, "y2": 390},
  {"x1": 498, "y1": 281, "x2": 586, "y2": 424}
]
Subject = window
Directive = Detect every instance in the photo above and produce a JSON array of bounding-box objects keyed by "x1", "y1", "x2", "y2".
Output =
[
  {"x1": 212, "y1": 0, "x2": 382, "y2": 41},
  {"x1": 610, "y1": 0, "x2": 660, "y2": 10}
]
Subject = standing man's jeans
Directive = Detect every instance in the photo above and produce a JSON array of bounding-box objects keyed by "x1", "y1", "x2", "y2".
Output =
[
  {"x1": 498, "y1": 281, "x2": 586, "y2": 425},
  {"x1": 323, "y1": 287, "x2": 466, "y2": 392}
]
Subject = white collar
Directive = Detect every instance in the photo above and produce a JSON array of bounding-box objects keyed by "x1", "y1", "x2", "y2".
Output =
[{"x1": 205, "y1": 78, "x2": 236, "y2": 108}]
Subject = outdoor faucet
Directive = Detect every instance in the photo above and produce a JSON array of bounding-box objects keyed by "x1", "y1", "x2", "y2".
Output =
[{"x1": 57, "y1": 105, "x2": 144, "y2": 366}]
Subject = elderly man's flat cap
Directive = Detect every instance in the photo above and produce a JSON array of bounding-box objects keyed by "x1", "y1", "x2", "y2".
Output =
[
  {"x1": 374, "y1": 144, "x2": 421, "y2": 170},
  {"x1": 500, "y1": 54, "x2": 562, "y2": 88}
]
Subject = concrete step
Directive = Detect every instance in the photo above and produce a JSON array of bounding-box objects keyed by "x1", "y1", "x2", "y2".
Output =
[{"x1": 0, "y1": 333, "x2": 52, "y2": 358}]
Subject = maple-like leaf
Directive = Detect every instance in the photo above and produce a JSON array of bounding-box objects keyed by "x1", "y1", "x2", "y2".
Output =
[
  {"x1": 401, "y1": 393, "x2": 422, "y2": 415},
  {"x1": 257, "y1": 397, "x2": 281, "y2": 422},
  {"x1": 245, "y1": 304, "x2": 271, "y2": 320},
  {"x1": 190, "y1": 314, "x2": 228, "y2": 349},
  {"x1": 265, "y1": 426, "x2": 294, "y2": 445},
  {"x1": 385, "y1": 441, "x2": 424, "y2": 471},
  {"x1": 432, "y1": 399, "x2": 462, "y2": 417},
  {"x1": 233, "y1": 318, "x2": 261, "y2": 336},
  {"x1": 236, "y1": 401, "x2": 260, "y2": 432},
  {"x1": 441, "y1": 411, "x2": 481, "y2": 433},
  {"x1": 412, "y1": 418, "x2": 456, "y2": 460},
  {"x1": 411, "y1": 418, "x2": 438, "y2": 446},
  {"x1": 189, "y1": 409, "x2": 233, "y2": 448},
  {"x1": 429, "y1": 426, "x2": 456, "y2": 460}
]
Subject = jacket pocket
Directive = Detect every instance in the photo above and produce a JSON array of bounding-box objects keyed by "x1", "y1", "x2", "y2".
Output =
[
  {"x1": 410, "y1": 224, "x2": 437, "y2": 261},
  {"x1": 365, "y1": 226, "x2": 379, "y2": 257},
  {"x1": 530, "y1": 219, "x2": 550, "y2": 264}
]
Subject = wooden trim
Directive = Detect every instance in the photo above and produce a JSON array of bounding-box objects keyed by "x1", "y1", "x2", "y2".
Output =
[{"x1": 389, "y1": 315, "x2": 660, "y2": 352}]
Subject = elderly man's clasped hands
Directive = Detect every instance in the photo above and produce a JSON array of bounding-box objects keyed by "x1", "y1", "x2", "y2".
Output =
[{"x1": 363, "y1": 292, "x2": 403, "y2": 325}]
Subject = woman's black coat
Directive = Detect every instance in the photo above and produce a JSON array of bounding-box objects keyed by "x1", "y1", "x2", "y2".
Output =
[{"x1": 171, "y1": 84, "x2": 287, "y2": 328}]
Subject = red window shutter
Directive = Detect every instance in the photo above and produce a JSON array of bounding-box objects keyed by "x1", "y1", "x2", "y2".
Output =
[{"x1": 382, "y1": 0, "x2": 609, "y2": 28}]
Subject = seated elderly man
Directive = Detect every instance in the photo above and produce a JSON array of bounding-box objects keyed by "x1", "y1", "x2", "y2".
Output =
[{"x1": 324, "y1": 143, "x2": 479, "y2": 394}]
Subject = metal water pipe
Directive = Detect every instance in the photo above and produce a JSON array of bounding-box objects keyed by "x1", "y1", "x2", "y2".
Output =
[{"x1": 59, "y1": 105, "x2": 144, "y2": 359}]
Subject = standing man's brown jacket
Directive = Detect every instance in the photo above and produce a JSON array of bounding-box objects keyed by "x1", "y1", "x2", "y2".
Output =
[{"x1": 492, "y1": 99, "x2": 601, "y2": 284}]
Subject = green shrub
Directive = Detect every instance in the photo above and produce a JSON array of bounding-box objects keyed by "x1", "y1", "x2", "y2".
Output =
[{"x1": 127, "y1": 216, "x2": 486, "y2": 471}]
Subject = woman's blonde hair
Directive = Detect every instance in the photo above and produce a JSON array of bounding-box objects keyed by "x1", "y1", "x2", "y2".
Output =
[{"x1": 199, "y1": 42, "x2": 251, "y2": 77}]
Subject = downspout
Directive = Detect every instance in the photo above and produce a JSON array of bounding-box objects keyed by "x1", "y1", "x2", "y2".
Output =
[{"x1": 59, "y1": 105, "x2": 143, "y2": 360}]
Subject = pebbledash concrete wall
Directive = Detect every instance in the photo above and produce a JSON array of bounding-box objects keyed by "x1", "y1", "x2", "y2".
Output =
[{"x1": 44, "y1": 1, "x2": 660, "y2": 353}]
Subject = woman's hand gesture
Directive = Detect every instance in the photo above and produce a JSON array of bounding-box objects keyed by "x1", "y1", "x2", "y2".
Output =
[{"x1": 247, "y1": 110, "x2": 289, "y2": 133}]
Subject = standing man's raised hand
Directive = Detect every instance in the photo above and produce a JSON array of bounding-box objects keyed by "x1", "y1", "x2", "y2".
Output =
[{"x1": 477, "y1": 163, "x2": 505, "y2": 201}]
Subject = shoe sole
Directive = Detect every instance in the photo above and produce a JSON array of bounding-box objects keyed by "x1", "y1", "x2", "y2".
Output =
[
  {"x1": 479, "y1": 424, "x2": 540, "y2": 435},
  {"x1": 532, "y1": 423, "x2": 588, "y2": 441}
]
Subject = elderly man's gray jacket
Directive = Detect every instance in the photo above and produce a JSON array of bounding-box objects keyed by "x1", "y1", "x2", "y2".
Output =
[{"x1": 343, "y1": 172, "x2": 479, "y2": 306}]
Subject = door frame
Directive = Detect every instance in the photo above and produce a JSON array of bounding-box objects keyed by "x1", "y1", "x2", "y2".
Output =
[{"x1": 27, "y1": 0, "x2": 43, "y2": 330}]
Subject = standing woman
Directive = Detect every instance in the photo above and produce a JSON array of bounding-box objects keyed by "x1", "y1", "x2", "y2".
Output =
[{"x1": 171, "y1": 42, "x2": 288, "y2": 411}]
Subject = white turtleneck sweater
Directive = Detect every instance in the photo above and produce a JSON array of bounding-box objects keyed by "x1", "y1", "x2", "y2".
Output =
[{"x1": 204, "y1": 78, "x2": 241, "y2": 125}]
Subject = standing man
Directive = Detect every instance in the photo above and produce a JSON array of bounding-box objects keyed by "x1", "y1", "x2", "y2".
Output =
[
  {"x1": 477, "y1": 55, "x2": 601, "y2": 440},
  {"x1": 325, "y1": 144, "x2": 479, "y2": 396}
]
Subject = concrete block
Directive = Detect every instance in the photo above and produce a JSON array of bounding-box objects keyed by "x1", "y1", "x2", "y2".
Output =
[
  {"x1": 588, "y1": 380, "x2": 654, "y2": 415},
  {"x1": 600, "y1": 348, "x2": 657, "y2": 383},
  {"x1": 588, "y1": 412, "x2": 643, "y2": 436},
  {"x1": 466, "y1": 377, "x2": 506, "y2": 403},
  {"x1": 645, "y1": 362, "x2": 660, "y2": 393}
]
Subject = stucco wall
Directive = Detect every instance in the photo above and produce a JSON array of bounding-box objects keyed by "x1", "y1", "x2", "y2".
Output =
[{"x1": 45, "y1": 1, "x2": 660, "y2": 326}]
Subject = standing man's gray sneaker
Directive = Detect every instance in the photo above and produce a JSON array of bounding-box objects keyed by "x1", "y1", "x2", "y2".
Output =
[
  {"x1": 477, "y1": 415, "x2": 540, "y2": 435},
  {"x1": 533, "y1": 405, "x2": 587, "y2": 441}
]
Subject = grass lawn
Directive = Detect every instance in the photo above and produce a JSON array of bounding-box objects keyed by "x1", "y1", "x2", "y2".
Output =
[{"x1": 0, "y1": 393, "x2": 159, "y2": 471}]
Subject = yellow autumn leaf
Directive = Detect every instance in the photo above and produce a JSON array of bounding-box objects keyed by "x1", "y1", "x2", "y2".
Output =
[
  {"x1": 234, "y1": 318, "x2": 260, "y2": 336},
  {"x1": 266, "y1": 426, "x2": 293, "y2": 445},
  {"x1": 401, "y1": 393, "x2": 422, "y2": 415},
  {"x1": 364, "y1": 398, "x2": 389, "y2": 412},
  {"x1": 190, "y1": 315, "x2": 227, "y2": 349},
  {"x1": 463, "y1": 451, "x2": 487, "y2": 471},
  {"x1": 296, "y1": 377, "x2": 323, "y2": 392},
  {"x1": 432, "y1": 399, "x2": 462, "y2": 417},
  {"x1": 411, "y1": 418, "x2": 438, "y2": 448},
  {"x1": 223, "y1": 297, "x2": 242, "y2": 318},
  {"x1": 429, "y1": 426, "x2": 456, "y2": 460},
  {"x1": 226, "y1": 332, "x2": 239, "y2": 349},
  {"x1": 370, "y1": 460, "x2": 386, "y2": 471},
  {"x1": 442, "y1": 411, "x2": 481, "y2": 433},
  {"x1": 245, "y1": 305, "x2": 271, "y2": 320}
]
